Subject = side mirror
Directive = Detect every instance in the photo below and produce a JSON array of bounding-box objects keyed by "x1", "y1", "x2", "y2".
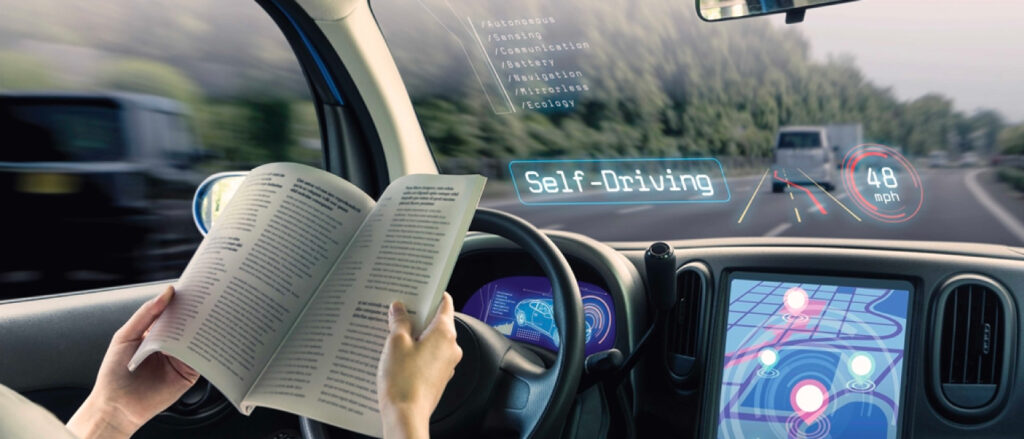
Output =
[
  {"x1": 192, "y1": 171, "x2": 248, "y2": 236},
  {"x1": 697, "y1": 0, "x2": 857, "y2": 22}
]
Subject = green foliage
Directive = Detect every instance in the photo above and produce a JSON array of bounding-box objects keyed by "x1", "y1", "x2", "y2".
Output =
[
  {"x1": 998, "y1": 124, "x2": 1024, "y2": 155},
  {"x1": 965, "y1": 110, "x2": 1004, "y2": 153},
  {"x1": 375, "y1": 0, "x2": 1009, "y2": 164},
  {"x1": 97, "y1": 58, "x2": 201, "y2": 104},
  {"x1": 194, "y1": 102, "x2": 251, "y2": 163},
  {"x1": 997, "y1": 167, "x2": 1024, "y2": 192},
  {"x1": 194, "y1": 100, "x2": 316, "y2": 167},
  {"x1": 0, "y1": 51, "x2": 61, "y2": 91},
  {"x1": 246, "y1": 98, "x2": 292, "y2": 162}
]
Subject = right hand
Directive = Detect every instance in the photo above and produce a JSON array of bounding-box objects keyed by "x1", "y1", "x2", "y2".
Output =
[{"x1": 376, "y1": 293, "x2": 462, "y2": 439}]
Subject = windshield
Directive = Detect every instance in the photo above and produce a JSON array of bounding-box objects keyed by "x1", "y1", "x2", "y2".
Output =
[{"x1": 373, "y1": 0, "x2": 1024, "y2": 246}]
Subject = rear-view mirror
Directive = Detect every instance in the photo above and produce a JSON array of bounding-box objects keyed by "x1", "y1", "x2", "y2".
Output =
[
  {"x1": 697, "y1": 0, "x2": 857, "y2": 22},
  {"x1": 193, "y1": 171, "x2": 247, "y2": 236}
]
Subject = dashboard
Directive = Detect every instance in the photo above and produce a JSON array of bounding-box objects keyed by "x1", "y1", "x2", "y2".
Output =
[{"x1": 449, "y1": 232, "x2": 1024, "y2": 439}]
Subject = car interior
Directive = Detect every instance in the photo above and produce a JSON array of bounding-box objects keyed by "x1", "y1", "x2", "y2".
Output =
[{"x1": 1, "y1": 0, "x2": 1023, "y2": 438}]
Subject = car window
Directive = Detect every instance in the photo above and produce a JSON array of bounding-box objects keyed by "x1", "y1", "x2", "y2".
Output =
[
  {"x1": 0, "y1": 0, "x2": 321, "y2": 299},
  {"x1": 373, "y1": 0, "x2": 1024, "y2": 246},
  {"x1": 163, "y1": 113, "x2": 198, "y2": 158}
]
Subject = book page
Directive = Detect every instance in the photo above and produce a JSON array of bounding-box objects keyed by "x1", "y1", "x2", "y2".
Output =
[
  {"x1": 243, "y1": 174, "x2": 485, "y2": 437},
  {"x1": 129, "y1": 162, "x2": 375, "y2": 407}
]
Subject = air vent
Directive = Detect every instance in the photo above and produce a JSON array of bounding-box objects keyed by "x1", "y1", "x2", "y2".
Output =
[
  {"x1": 665, "y1": 263, "x2": 709, "y2": 379},
  {"x1": 932, "y1": 275, "x2": 1015, "y2": 420}
]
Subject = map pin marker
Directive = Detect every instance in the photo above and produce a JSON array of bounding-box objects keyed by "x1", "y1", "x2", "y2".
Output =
[
  {"x1": 790, "y1": 379, "x2": 829, "y2": 425},
  {"x1": 783, "y1": 287, "x2": 809, "y2": 316},
  {"x1": 849, "y1": 352, "x2": 875, "y2": 382},
  {"x1": 758, "y1": 348, "x2": 779, "y2": 370}
]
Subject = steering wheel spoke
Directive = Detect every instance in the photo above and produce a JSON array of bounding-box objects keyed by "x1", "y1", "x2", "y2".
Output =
[{"x1": 482, "y1": 347, "x2": 561, "y2": 436}]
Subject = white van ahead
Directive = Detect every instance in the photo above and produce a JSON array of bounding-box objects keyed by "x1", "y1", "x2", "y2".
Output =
[{"x1": 771, "y1": 126, "x2": 837, "y2": 193}]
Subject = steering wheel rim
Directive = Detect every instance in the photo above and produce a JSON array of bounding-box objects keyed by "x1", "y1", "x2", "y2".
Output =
[{"x1": 300, "y1": 208, "x2": 585, "y2": 439}]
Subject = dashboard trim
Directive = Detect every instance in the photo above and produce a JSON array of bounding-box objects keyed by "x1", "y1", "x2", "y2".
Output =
[
  {"x1": 927, "y1": 273, "x2": 1018, "y2": 423},
  {"x1": 665, "y1": 261, "x2": 713, "y2": 389},
  {"x1": 609, "y1": 237, "x2": 1024, "y2": 262}
]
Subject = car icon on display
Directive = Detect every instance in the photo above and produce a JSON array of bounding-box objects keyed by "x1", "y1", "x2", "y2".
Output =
[
  {"x1": 514, "y1": 299, "x2": 593, "y2": 348},
  {"x1": 516, "y1": 299, "x2": 559, "y2": 346}
]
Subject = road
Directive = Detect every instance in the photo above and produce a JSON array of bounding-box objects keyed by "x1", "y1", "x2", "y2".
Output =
[{"x1": 482, "y1": 167, "x2": 1024, "y2": 246}]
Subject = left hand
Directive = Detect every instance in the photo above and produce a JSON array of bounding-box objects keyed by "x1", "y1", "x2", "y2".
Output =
[{"x1": 67, "y1": 286, "x2": 200, "y2": 439}]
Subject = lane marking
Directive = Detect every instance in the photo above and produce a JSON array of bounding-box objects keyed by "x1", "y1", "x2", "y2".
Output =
[
  {"x1": 794, "y1": 208, "x2": 802, "y2": 223},
  {"x1": 773, "y1": 171, "x2": 827, "y2": 215},
  {"x1": 542, "y1": 223, "x2": 565, "y2": 230},
  {"x1": 797, "y1": 168, "x2": 862, "y2": 222},
  {"x1": 617, "y1": 205, "x2": 653, "y2": 215},
  {"x1": 764, "y1": 222, "x2": 792, "y2": 237},
  {"x1": 738, "y1": 168, "x2": 771, "y2": 224},
  {"x1": 789, "y1": 192, "x2": 795, "y2": 200},
  {"x1": 965, "y1": 168, "x2": 1024, "y2": 244}
]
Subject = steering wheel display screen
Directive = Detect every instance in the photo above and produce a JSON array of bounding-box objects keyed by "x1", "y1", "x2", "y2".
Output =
[
  {"x1": 717, "y1": 273, "x2": 911, "y2": 439},
  {"x1": 461, "y1": 276, "x2": 615, "y2": 355}
]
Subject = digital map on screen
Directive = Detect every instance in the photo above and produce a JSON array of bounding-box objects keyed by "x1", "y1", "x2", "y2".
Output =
[{"x1": 718, "y1": 276, "x2": 910, "y2": 439}]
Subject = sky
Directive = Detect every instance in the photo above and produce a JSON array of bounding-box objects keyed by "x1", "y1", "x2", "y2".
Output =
[{"x1": 782, "y1": 0, "x2": 1024, "y2": 122}]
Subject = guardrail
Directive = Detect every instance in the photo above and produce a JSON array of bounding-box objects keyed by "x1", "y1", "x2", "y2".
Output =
[{"x1": 992, "y1": 155, "x2": 1024, "y2": 168}]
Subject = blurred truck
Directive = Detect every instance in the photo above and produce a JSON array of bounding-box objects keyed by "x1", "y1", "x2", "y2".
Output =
[
  {"x1": 826, "y1": 123, "x2": 864, "y2": 167},
  {"x1": 0, "y1": 92, "x2": 207, "y2": 298}
]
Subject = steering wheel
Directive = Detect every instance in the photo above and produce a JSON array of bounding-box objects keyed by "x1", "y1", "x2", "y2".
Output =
[{"x1": 300, "y1": 208, "x2": 585, "y2": 439}]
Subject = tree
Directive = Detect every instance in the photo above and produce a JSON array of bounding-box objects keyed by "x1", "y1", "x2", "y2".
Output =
[
  {"x1": 97, "y1": 58, "x2": 201, "y2": 104},
  {"x1": 246, "y1": 98, "x2": 292, "y2": 162},
  {"x1": 0, "y1": 51, "x2": 61, "y2": 91},
  {"x1": 998, "y1": 124, "x2": 1024, "y2": 155},
  {"x1": 967, "y1": 110, "x2": 1005, "y2": 153}
]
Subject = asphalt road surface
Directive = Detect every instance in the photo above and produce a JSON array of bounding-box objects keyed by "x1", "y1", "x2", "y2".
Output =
[{"x1": 483, "y1": 167, "x2": 1024, "y2": 246}]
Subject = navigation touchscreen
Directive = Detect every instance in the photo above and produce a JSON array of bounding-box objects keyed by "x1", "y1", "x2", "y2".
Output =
[{"x1": 716, "y1": 273, "x2": 911, "y2": 439}]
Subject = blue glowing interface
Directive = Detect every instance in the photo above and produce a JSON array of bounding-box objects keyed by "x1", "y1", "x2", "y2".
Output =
[
  {"x1": 509, "y1": 158, "x2": 730, "y2": 205},
  {"x1": 718, "y1": 275, "x2": 910, "y2": 439},
  {"x1": 461, "y1": 276, "x2": 615, "y2": 355}
]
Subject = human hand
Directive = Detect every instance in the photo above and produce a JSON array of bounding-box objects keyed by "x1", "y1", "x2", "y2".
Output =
[
  {"x1": 377, "y1": 293, "x2": 463, "y2": 439},
  {"x1": 67, "y1": 286, "x2": 200, "y2": 439}
]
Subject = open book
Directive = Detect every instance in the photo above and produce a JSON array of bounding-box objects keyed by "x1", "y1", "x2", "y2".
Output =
[{"x1": 129, "y1": 162, "x2": 485, "y2": 437}]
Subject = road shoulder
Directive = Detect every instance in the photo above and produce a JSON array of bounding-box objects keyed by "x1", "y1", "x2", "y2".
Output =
[{"x1": 967, "y1": 168, "x2": 1024, "y2": 244}]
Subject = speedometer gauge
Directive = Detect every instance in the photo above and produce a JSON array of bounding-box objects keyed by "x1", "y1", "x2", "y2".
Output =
[
  {"x1": 841, "y1": 144, "x2": 924, "y2": 223},
  {"x1": 461, "y1": 276, "x2": 615, "y2": 355}
]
